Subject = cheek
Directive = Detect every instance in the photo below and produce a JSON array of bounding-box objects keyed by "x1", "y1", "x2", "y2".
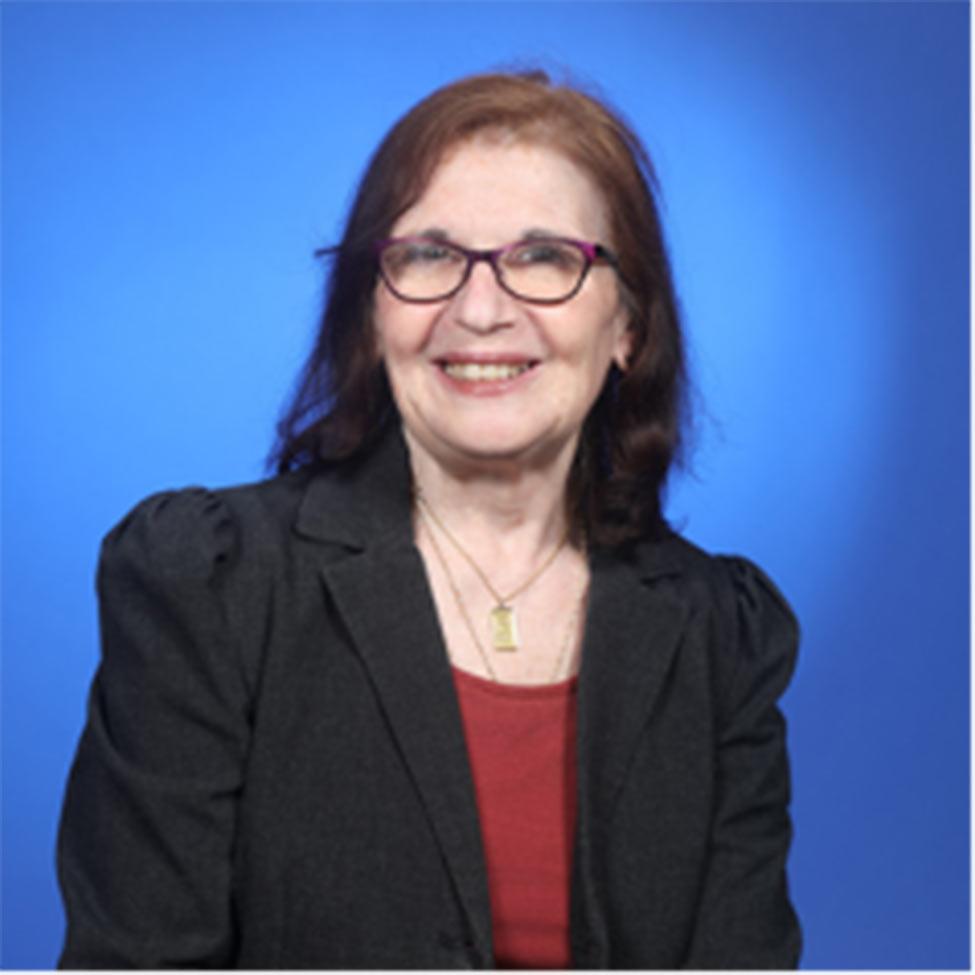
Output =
[
  {"x1": 565, "y1": 309, "x2": 628, "y2": 374},
  {"x1": 572, "y1": 282, "x2": 627, "y2": 351},
  {"x1": 373, "y1": 294, "x2": 408, "y2": 363},
  {"x1": 373, "y1": 298, "x2": 436, "y2": 370}
]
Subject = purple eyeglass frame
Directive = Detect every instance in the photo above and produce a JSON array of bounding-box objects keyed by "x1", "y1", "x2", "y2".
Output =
[{"x1": 374, "y1": 235, "x2": 620, "y2": 305}]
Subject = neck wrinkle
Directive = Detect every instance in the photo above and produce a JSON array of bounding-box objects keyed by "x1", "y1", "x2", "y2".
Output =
[{"x1": 403, "y1": 424, "x2": 580, "y2": 558}]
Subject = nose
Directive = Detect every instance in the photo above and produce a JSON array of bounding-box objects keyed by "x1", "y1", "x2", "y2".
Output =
[{"x1": 449, "y1": 258, "x2": 516, "y2": 334}]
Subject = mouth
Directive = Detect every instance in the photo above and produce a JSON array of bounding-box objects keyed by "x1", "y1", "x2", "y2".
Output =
[{"x1": 436, "y1": 360, "x2": 539, "y2": 382}]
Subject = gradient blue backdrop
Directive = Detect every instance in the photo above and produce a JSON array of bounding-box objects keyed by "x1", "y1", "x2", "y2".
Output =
[{"x1": 2, "y1": 1, "x2": 969, "y2": 968}]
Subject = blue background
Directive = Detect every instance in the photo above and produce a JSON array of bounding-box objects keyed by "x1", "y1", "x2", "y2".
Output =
[{"x1": 2, "y1": 1, "x2": 969, "y2": 968}]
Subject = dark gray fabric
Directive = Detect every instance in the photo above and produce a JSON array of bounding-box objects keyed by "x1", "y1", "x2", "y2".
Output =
[{"x1": 57, "y1": 427, "x2": 801, "y2": 969}]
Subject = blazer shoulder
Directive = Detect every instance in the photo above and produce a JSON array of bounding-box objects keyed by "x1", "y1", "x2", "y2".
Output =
[
  {"x1": 641, "y1": 534, "x2": 797, "y2": 627},
  {"x1": 101, "y1": 470, "x2": 316, "y2": 585},
  {"x1": 709, "y1": 553, "x2": 799, "y2": 695},
  {"x1": 634, "y1": 533, "x2": 799, "y2": 695},
  {"x1": 96, "y1": 471, "x2": 320, "y2": 704}
]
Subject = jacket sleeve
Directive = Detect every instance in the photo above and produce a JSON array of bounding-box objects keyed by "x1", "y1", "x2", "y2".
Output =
[
  {"x1": 683, "y1": 557, "x2": 802, "y2": 969},
  {"x1": 57, "y1": 489, "x2": 251, "y2": 968}
]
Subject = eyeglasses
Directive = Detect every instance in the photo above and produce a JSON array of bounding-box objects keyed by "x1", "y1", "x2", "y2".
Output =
[{"x1": 374, "y1": 235, "x2": 619, "y2": 305}]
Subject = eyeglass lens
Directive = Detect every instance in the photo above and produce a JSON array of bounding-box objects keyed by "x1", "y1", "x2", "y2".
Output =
[{"x1": 379, "y1": 239, "x2": 590, "y2": 302}]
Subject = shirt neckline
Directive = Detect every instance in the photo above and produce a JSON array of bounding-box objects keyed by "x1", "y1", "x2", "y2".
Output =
[{"x1": 450, "y1": 664, "x2": 578, "y2": 700}]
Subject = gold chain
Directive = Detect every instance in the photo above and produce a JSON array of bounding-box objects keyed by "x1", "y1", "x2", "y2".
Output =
[
  {"x1": 415, "y1": 492, "x2": 568, "y2": 606},
  {"x1": 418, "y1": 504, "x2": 588, "y2": 683},
  {"x1": 415, "y1": 491, "x2": 569, "y2": 652},
  {"x1": 420, "y1": 507, "x2": 499, "y2": 680},
  {"x1": 548, "y1": 580, "x2": 588, "y2": 682}
]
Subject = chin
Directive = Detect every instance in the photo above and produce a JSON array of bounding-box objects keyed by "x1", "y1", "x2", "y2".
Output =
[
  {"x1": 448, "y1": 429, "x2": 574, "y2": 469},
  {"x1": 405, "y1": 413, "x2": 576, "y2": 471},
  {"x1": 457, "y1": 442, "x2": 534, "y2": 463},
  {"x1": 445, "y1": 422, "x2": 538, "y2": 454}
]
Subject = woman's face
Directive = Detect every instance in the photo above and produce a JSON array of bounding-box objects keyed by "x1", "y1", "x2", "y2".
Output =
[{"x1": 373, "y1": 137, "x2": 631, "y2": 476}]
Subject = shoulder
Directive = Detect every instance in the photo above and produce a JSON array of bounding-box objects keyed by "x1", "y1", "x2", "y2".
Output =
[
  {"x1": 633, "y1": 532, "x2": 796, "y2": 628},
  {"x1": 630, "y1": 532, "x2": 800, "y2": 699},
  {"x1": 99, "y1": 469, "x2": 319, "y2": 584},
  {"x1": 96, "y1": 472, "x2": 329, "y2": 695},
  {"x1": 99, "y1": 433, "x2": 413, "y2": 585}
]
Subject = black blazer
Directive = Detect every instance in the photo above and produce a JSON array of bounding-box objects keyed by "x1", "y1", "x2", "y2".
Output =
[{"x1": 58, "y1": 429, "x2": 801, "y2": 969}]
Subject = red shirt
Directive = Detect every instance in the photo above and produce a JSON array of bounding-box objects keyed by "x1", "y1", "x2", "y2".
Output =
[{"x1": 451, "y1": 667, "x2": 578, "y2": 969}]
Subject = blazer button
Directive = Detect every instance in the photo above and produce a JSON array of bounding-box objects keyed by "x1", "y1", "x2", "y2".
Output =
[{"x1": 437, "y1": 931, "x2": 478, "y2": 968}]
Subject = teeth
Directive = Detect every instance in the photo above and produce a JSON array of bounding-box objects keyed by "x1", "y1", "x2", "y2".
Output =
[{"x1": 442, "y1": 362, "x2": 531, "y2": 381}]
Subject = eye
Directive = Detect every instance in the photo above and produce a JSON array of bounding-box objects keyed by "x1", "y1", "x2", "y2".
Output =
[
  {"x1": 389, "y1": 240, "x2": 460, "y2": 269},
  {"x1": 507, "y1": 240, "x2": 581, "y2": 269}
]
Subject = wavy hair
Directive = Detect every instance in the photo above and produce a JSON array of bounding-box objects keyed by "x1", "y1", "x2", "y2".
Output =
[{"x1": 270, "y1": 70, "x2": 689, "y2": 547}]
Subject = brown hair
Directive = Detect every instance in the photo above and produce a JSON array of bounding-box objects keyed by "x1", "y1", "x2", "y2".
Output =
[{"x1": 270, "y1": 70, "x2": 689, "y2": 547}]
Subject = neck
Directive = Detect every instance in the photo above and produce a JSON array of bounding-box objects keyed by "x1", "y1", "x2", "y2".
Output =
[{"x1": 404, "y1": 429, "x2": 578, "y2": 561}]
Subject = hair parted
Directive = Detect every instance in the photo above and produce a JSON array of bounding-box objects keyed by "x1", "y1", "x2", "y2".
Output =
[{"x1": 270, "y1": 69, "x2": 690, "y2": 547}]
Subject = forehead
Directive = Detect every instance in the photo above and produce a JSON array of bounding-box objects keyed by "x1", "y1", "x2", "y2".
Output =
[{"x1": 393, "y1": 136, "x2": 613, "y2": 243}]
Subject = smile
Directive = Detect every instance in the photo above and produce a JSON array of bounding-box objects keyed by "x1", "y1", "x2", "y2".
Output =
[{"x1": 439, "y1": 362, "x2": 536, "y2": 382}]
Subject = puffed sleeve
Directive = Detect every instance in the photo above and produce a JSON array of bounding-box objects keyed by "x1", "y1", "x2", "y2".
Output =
[
  {"x1": 683, "y1": 557, "x2": 802, "y2": 969},
  {"x1": 57, "y1": 490, "x2": 250, "y2": 968}
]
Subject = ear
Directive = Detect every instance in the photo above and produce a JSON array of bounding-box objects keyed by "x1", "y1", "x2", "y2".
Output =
[{"x1": 611, "y1": 308, "x2": 634, "y2": 372}]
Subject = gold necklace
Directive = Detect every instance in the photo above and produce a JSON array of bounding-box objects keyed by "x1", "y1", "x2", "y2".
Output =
[
  {"x1": 419, "y1": 505, "x2": 587, "y2": 683},
  {"x1": 415, "y1": 491, "x2": 568, "y2": 652}
]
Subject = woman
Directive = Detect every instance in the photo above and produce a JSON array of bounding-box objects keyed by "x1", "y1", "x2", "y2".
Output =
[{"x1": 58, "y1": 71, "x2": 800, "y2": 969}]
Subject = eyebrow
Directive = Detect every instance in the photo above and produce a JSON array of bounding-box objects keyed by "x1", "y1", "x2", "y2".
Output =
[{"x1": 412, "y1": 227, "x2": 451, "y2": 242}]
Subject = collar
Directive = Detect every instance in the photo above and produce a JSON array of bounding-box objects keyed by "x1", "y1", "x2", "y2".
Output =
[{"x1": 293, "y1": 421, "x2": 416, "y2": 550}]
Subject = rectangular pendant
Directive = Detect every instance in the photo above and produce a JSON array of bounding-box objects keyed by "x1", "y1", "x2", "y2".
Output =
[{"x1": 489, "y1": 605, "x2": 519, "y2": 651}]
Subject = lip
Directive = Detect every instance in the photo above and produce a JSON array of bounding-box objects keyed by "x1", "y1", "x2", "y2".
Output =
[
  {"x1": 432, "y1": 353, "x2": 541, "y2": 397},
  {"x1": 435, "y1": 351, "x2": 541, "y2": 364}
]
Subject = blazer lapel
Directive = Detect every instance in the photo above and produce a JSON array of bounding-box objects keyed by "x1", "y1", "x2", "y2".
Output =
[
  {"x1": 572, "y1": 544, "x2": 690, "y2": 963},
  {"x1": 295, "y1": 428, "x2": 492, "y2": 963},
  {"x1": 319, "y1": 538, "x2": 492, "y2": 961}
]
